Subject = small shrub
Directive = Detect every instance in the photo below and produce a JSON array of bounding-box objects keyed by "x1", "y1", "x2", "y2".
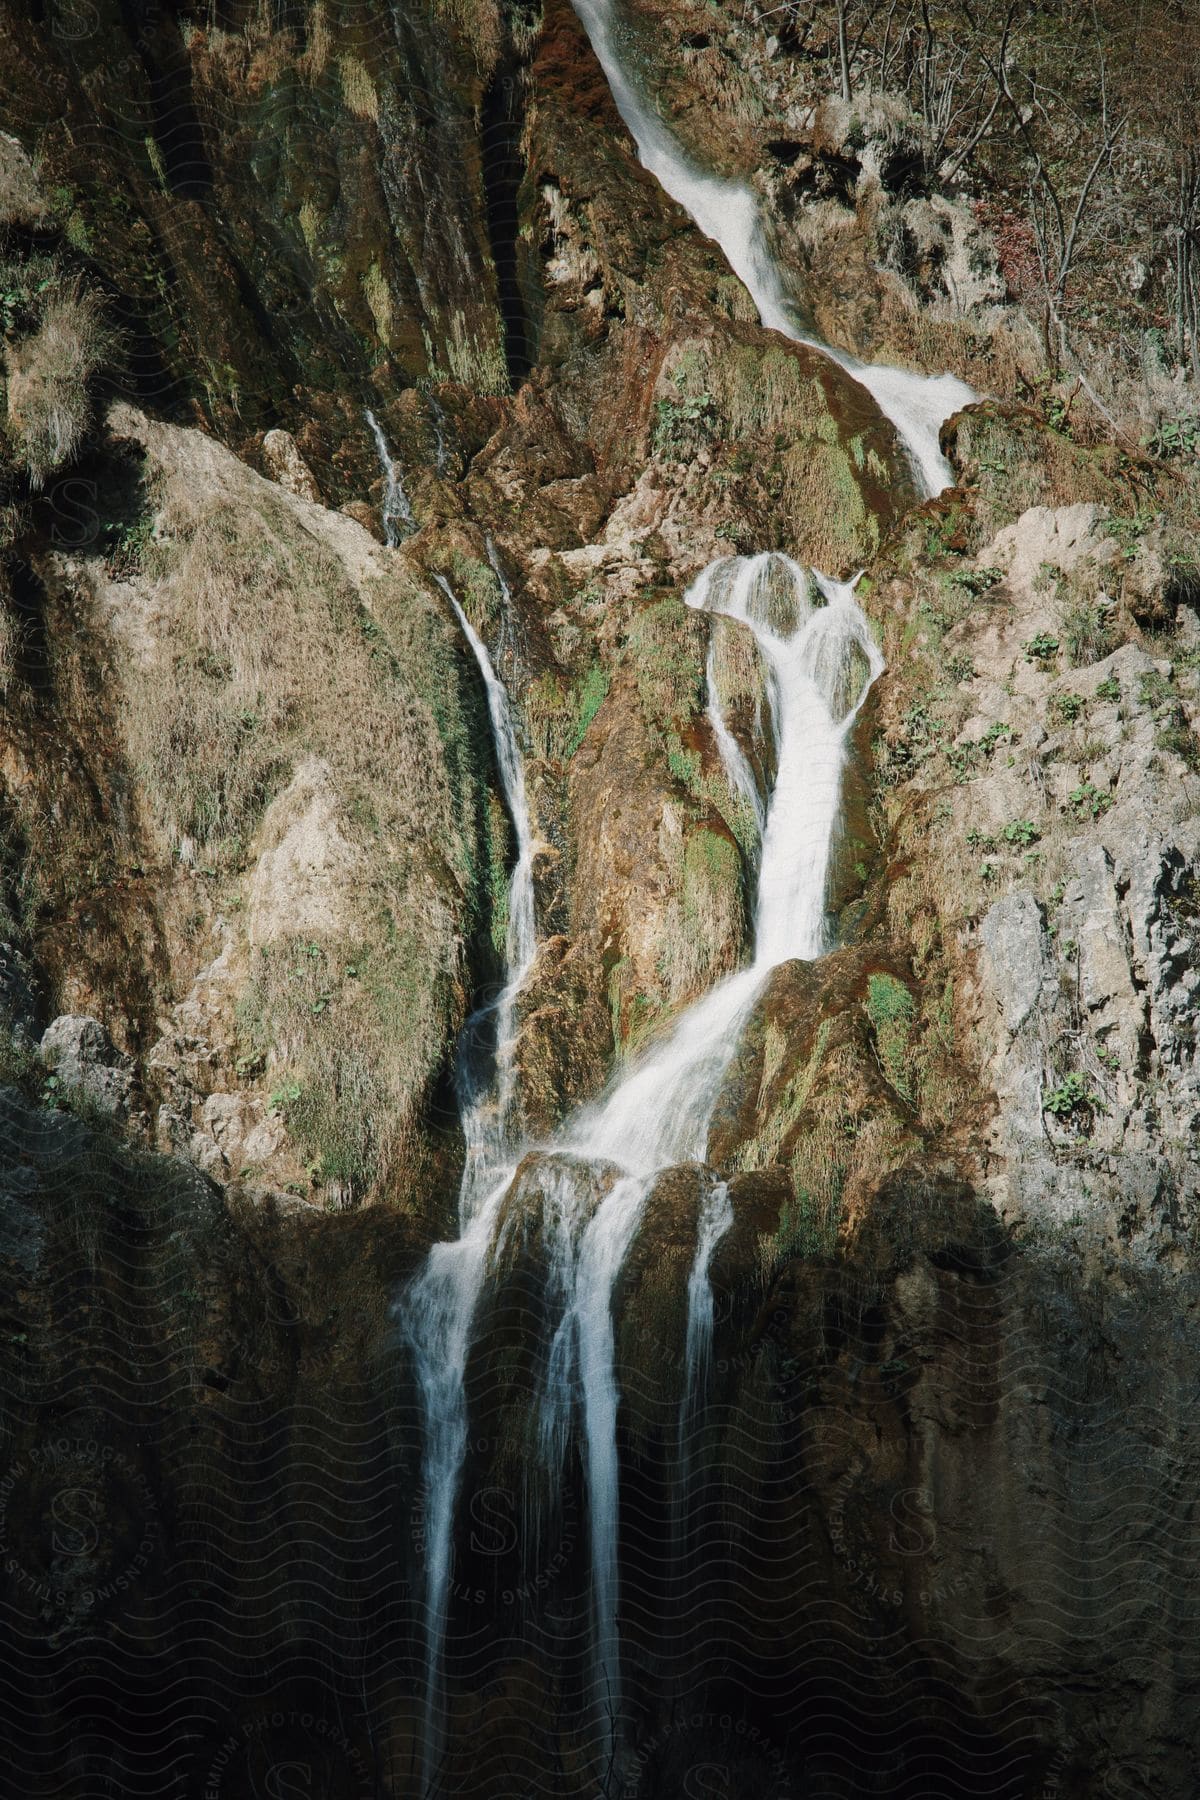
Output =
[
  {"x1": 1102, "y1": 512, "x2": 1154, "y2": 562},
  {"x1": 945, "y1": 740, "x2": 979, "y2": 781},
  {"x1": 1138, "y1": 669, "x2": 1175, "y2": 713},
  {"x1": 980, "y1": 721, "x2": 1014, "y2": 752},
  {"x1": 1002, "y1": 818, "x2": 1039, "y2": 846},
  {"x1": 651, "y1": 390, "x2": 715, "y2": 459},
  {"x1": 1137, "y1": 671, "x2": 1200, "y2": 769},
  {"x1": 1144, "y1": 415, "x2": 1200, "y2": 461},
  {"x1": 1156, "y1": 721, "x2": 1200, "y2": 771},
  {"x1": 1024, "y1": 632, "x2": 1060, "y2": 663},
  {"x1": 1049, "y1": 691, "x2": 1087, "y2": 725},
  {"x1": 947, "y1": 565, "x2": 1003, "y2": 596},
  {"x1": 1068, "y1": 782, "x2": 1113, "y2": 821},
  {"x1": 1043, "y1": 1070, "x2": 1103, "y2": 1123},
  {"x1": 1095, "y1": 675, "x2": 1121, "y2": 703}
]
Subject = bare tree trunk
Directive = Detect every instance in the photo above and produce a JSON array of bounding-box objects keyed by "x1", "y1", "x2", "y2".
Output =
[
  {"x1": 1174, "y1": 150, "x2": 1200, "y2": 381},
  {"x1": 836, "y1": 0, "x2": 852, "y2": 100}
]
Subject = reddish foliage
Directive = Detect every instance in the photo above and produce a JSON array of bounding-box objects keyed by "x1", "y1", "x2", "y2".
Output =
[{"x1": 974, "y1": 199, "x2": 1042, "y2": 305}]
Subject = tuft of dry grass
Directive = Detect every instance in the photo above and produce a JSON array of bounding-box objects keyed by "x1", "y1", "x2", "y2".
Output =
[
  {"x1": 338, "y1": 54, "x2": 379, "y2": 122},
  {"x1": 0, "y1": 132, "x2": 47, "y2": 231},
  {"x1": 0, "y1": 599, "x2": 17, "y2": 697},
  {"x1": 4, "y1": 282, "x2": 113, "y2": 484}
]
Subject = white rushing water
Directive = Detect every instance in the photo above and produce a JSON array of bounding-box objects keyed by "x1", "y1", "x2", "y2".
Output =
[
  {"x1": 533, "y1": 558, "x2": 882, "y2": 1749},
  {"x1": 396, "y1": 0, "x2": 978, "y2": 1778},
  {"x1": 432, "y1": 573, "x2": 537, "y2": 1148},
  {"x1": 402, "y1": 575, "x2": 539, "y2": 1793},
  {"x1": 567, "y1": 0, "x2": 974, "y2": 497},
  {"x1": 402, "y1": 553, "x2": 882, "y2": 1789},
  {"x1": 364, "y1": 407, "x2": 415, "y2": 546}
]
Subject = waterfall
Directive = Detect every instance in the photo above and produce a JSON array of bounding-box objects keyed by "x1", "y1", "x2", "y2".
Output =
[
  {"x1": 401, "y1": 575, "x2": 538, "y2": 1793},
  {"x1": 398, "y1": 3, "x2": 974, "y2": 1779},
  {"x1": 401, "y1": 554, "x2": 883, "y2": 1790},
  {"x1": 432, "y1": 573, "x2": 537, "y2": 1147},
  {"x1": 567, "y1": 0, "x2": 975, "y2": 498},
  {"x1": 484, "y1": 533, "x2": 523, "y2": 674},
  {"x1": 681, "y1": 1178, "x2": 734, "y2": 1432},
  {"x1": 526, "y1": 554, "x2": 883, "y2": 1762},
  {"x1": 364, "y1": 407, "x2": 415, "y2": 545}
]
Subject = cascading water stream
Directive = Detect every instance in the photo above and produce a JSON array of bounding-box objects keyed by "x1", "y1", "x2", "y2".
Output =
[
  {"x1": 484, "y1": 533, "x2": 523, "y2": 674},
  {"x1": 531, "y1": 558, "x2": 883, "y2": 1753},
  {"x1": 567, "y1": 0, "x2": 975, "y2": 498},
  {"x1": 401, "y1": 551, "x2": 882, "y2": 1789},
  {"x1": 401, "y1": 576, "x2": 538, "y2": 1794},
  {"x1": 432, "y1": 574, "x2": 537, "y2": 1146},
  {"x1": 681, "y1": 1178, "x2": 734, "y2": 1433},
  {"x1": 397, "y1": 8, "x2": 978, "y2": 1781},
  {"x1": 364, "y1": 407, "x2": 415, "y2": 546},
  {"x1": 672, "y1": 1174, "x2": 735, "y2": 1554}
]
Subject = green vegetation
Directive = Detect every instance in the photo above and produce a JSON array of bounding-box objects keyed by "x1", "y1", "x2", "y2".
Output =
[
  {"x1": 1138, "y1": 669, "x2": 1200, "y2": 769},
  {"x1": 865, "y1": 972, "x2": 916, "y2": 1103},
  {"x1": 236, "y1": 927, "x2": 452, "y2": 1201},
  {"x1": 651, "y1": 390, "x2": 715, "y2": 459},
  {"x1": 1061, "y1": 593, "x2": 1117, "y2": 666},
  {"x1": 1050, "y1": 691, "x2": 1087, "y2": 725},
  {"x1": 625, "y1": 596, "x2": 706, "y2": 736},
  {"x1": 1044, "y1": 1071, "x2": 1104, "y2": 1124},
  {"x1": 1068, "y1": 782, "x2": 1113, "y2": 820},
  {"x1": 1102, "y1": 512, "x2": 1154, "y2": 561},
  {"x1": 1024, "y1": 632, "x2": 1060, "y2": 663},
  {"x1": 569, "y1": 663, "x2": 609, "y2": 755},
  {"x1": 947, "y1": 565, "x2": 1002, "y2": 595},
  {"x1": 657, "y1": 826, "x2": 745, "y2": 1004},
  {"x1": 1144, "y1": 414, "x2": 1200, "y2": 460},
  {"x1": 766, "y1": 1188, "x2": 841, "y2": 1264},
  {"x1": 524, "y1": 662, "x2": 611, "y2": 761}
]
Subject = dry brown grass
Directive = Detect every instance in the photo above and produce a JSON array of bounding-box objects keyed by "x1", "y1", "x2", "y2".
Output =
[
  {"x1": 0, "y1": 599, "x2": 17, "y2": 698},
  {"x1": 96, "y1": 435, "x2": 498, "y2": 1204},
  {"x1": 5, "y1": 283, "x2": 113, "y2": 484},
  {"x1": 0, "y1": 132, "x2": 47, "y2": 231}
]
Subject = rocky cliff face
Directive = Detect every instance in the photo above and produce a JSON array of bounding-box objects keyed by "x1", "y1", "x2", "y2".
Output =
[{"x1": 1, "y1": 0, "x2": 1199, "y2": 1795}]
